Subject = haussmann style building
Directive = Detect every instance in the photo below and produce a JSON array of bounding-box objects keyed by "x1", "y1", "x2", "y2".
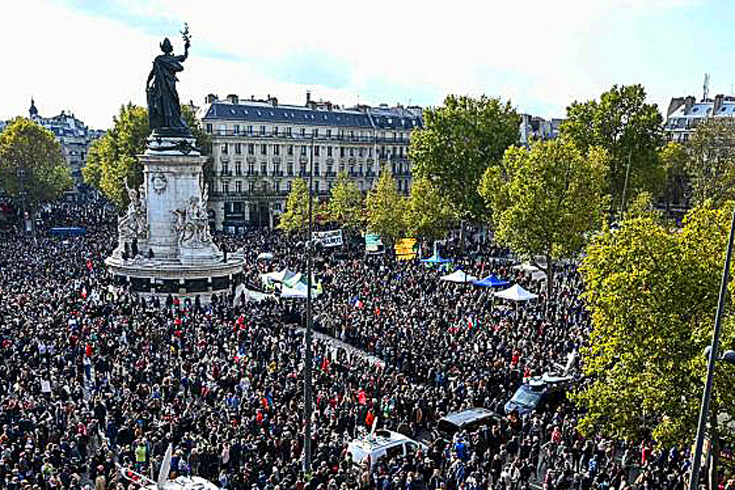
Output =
[{"x1": 199, "y1": 93, "x2": 423, "y2": 232}]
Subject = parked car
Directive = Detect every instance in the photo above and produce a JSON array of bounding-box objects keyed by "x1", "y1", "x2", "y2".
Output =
[
  {"x1": 346, "y1": 429, "x2": 427, "y2": 469},
  {"x1": 504, "y1": 373, "x2": 574, "y2": 416}
]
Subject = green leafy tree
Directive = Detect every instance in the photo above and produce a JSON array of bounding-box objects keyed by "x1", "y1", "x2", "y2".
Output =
[
  {"x1": 658, "y1": 141, "x2": 689, "y2": 213},
  {"x1": 0, "y1": 118, "x2": 72, "y2": 210},
  {"x1": 404, "y1": 176, "x2": 455, "y2": 242},
  {"x1": 684, "y1": 118, "x2": 735, "y2": 207},
  {"x1": 479, "y1": 140, "x2": 608, "y2": 300},
  {"x1": 574, "y1": 204, "x2": 735, "y2": 450},
  {"x1": 366, "y1": 168, "x2": 405, "y2": 246},
  {"x1": 410, "y1": 94, "x2": 519, "y2": 222},
  {"x1": 277, "y1": 178, "x2": 313, "y2": 233},
  {"x1": 561, "y1": 84, "x2": 665, "y2": 214},
  {"x1": 327, "y1": 171, "x2": 364, "y2": 230},
  {"x1": 84, "y1": 103, "x2": 211, "y2": 209}
]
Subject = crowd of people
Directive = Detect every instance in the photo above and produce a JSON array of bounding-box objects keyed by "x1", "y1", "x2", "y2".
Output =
[{"x1": 0, "y1": 202, "x2": 727, "y2": 490}]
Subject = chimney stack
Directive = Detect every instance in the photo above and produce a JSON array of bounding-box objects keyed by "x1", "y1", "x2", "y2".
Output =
[
  {"x1": 684, "y1": 96, "x2": 696, "y2": 113},
  {"x1": 714, "y1": 94, "x2": 725, "y2": 114},
  {"x1": 226, "y1": 94, "x2": 239, "y2": 105}
]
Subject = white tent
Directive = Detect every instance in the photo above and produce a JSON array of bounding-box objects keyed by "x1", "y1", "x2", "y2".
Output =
[
  {"x1": 257, "y1": 252, "x2": 274, "y2": 261},
  {"x1": 494, "y1": 284, "x2": 538, "y2": 301},
  {"x1": 511, "y1": 262, "x2": 539, "y2": 272},
  {"x1": 281, "y1": 281, "x2": 321, "y2": 299},
  {"x1": 531, "y1": 270, "x2": 547, "y2": 282},
  {"x1": 440, "y1": 270, "x2": 478, "y2": 283}
]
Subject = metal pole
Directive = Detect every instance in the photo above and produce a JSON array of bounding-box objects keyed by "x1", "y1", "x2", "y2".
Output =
[
  {"x1": 620, "y1": 149, "x2": 632, "y2": 216},
  {"x1": 689, "y1": 208, "x2": 735, "y2": 490},
  {"x1": 303, "y1": 133, "x2": 315, "y2": 475}
]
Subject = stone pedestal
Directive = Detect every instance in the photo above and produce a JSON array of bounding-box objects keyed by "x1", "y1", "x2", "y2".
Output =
[{"x1": 106, "y1": 141, "x2": 244, "y2": 301}]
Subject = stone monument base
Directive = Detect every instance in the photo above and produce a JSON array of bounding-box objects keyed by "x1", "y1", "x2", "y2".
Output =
[{"x1": 105, "y1": 254, "x2": 245, "y2": 303}]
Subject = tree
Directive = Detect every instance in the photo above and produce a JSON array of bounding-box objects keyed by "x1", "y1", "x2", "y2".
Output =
[
  {"x1": 658, "y1": 141, "x2": 689, "y2": 213},
  {"x1": 561, "y1": 84, "x2": 665, "y2": 215},
  {"x1": 479, "y1": 140, "x2": 608, "y2": 300},
  {"x1": 83, "y1": 103, "x2": 211, "y2": 209},
  {"x1": 366, "y1": 168, "x2": 405, "y2": 246},
  {"x1": 327, "y1": 171, "x2": 364, "y2": 230},
  {"x1": 574, "y1": 204, "x2": 735, "y2": 450},
  {"x1": 684, "y1": 118, "x2": 735, "y2": 208},
  {"x1": 410, "y1": 94, "x2": 519, "y2": 222},
  {"x1": 277, "y1": 178, "x2": 313, "y2": 233},
  {"x1": 404, "y1": 177, "x2": 455, "y2": 242},
  {"x1": 0, "y1": 118, "x2": 72, "y2": 210}
]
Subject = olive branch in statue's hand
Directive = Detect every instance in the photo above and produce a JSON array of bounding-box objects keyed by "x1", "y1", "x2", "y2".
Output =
[{"x1": 181, "y1": 23, "x2": 191, "y2": 50}]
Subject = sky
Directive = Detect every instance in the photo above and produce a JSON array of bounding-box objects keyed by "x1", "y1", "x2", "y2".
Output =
[{"x1": 0, "y1": 0, "x2": 731, "y2": 129}]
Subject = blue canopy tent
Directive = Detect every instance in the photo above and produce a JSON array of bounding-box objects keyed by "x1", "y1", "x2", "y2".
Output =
[
  {"x1": 472, "y1": 274, "x2": 510, "y2": 288},
  {"x1": 420, "y1": 253, "x2": 451, "y2": 264}
]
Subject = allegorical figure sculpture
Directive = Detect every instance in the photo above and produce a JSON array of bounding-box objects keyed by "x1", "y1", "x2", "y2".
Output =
[
  {"x1": 172, "y1": 183, "x2": 213, "y2": 249},
  {"x1": 146, "y1": 24, "x2": 192, "y2": 137},
  {"x1": 118, "y1": 182, "x2": 147, "y2": 241}
]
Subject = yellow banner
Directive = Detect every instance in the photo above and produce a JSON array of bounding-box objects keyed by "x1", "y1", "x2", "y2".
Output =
[{"x1": 395, "y1": 238, "x2": 417, "y2": 260}]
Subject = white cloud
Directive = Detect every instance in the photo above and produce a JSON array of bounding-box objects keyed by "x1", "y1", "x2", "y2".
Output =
[{"x1": 0, "y1": 0, "x2": 702, "y2": 128}]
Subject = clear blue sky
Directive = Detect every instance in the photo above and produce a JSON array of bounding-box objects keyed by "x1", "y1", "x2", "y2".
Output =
[{"x1": 0, "y1": 0, "x2": 730, "y2": 129}]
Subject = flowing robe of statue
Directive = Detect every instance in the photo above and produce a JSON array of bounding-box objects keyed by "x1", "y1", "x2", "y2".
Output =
[{"x1": 146, "y1": 38, "x2": 190, "y2": 135}]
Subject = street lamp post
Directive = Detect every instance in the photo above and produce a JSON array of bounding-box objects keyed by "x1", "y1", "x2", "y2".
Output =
[
  {"x1": 689, "y1": 208, "x2": 735, "y2": 490},
  {"x1": 303, "y1": 133, "x2": 315, "y2": 475}
]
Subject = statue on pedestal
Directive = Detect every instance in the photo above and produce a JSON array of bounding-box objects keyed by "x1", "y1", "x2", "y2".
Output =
[
  {"x1": 146, "y1": 24, "x2": 192, "y2": 139},
  {"x1": 172, "y1": 184, "x2": 212, "y2": 249},
  {"x1": 118, "y1": 182, "x2": 147, "y2": 241}
]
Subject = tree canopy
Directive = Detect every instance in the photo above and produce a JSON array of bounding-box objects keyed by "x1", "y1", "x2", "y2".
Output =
[
  {"x1": 561, "y1": 84, "x2": 664, "y2": 215},
  {"x1": 479, "y1": 140, "x2": 608, "y2": 298},
  {"x1": 0, "y1": 118, "x2": 72, "y2": 210},
  {"x1": 366, "y1": 168, "x2": 405, "y2": 245},
  {"x1": 404, "y1": 176, "x2": 455, "y2": 242},
  {"x1": 327, "y1": 171, "x2": 364, "y2": 230},
  {"x1": 683, "y1": 118, "x2": 735, "y2": 208},
  {"x1": 83, "y1": 103, "x2": 210, "y2": 209},
  {"x1": 409, "y1": 94, "x2": 519, "y2": 221},
  {"x1": 277, "y1": 178, "x2": 312, "y2": 234},
  {"x1": 574, "y1": 204, "x2": 735, "y2": 448}
]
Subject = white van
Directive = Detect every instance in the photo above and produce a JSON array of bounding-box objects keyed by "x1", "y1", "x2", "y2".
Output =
[{"x1": 346, "y1": 429, "x2": 427, "y2": 469}]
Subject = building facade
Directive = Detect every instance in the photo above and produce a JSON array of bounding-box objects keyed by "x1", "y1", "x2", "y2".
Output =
[
  {"x1": 1, "y1": 100, "x2": 105, "y2": 194},
  {"x1": 665, "y1": 94, "x2": 735, "y2": 142},
  {"x1": 200, "y1": 93, "x2": 422, "y2": 232},
  {"x1": 519, "y1": 114, "x2": 563, "y2": 147}
]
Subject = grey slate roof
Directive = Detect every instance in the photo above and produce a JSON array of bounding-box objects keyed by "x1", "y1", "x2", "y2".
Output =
[{"x1": 203, "y1": 102, "x2": 423, "y2": 130}]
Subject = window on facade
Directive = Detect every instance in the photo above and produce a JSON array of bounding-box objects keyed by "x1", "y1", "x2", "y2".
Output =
[
  {"x1": 288, "y1": 145, "x2": 293, "y2": 156},
  {"x1": 274, "y1": 145, "x2": 280, "y2": 155},
  {"x1": 206, "y1": 123, "x2": 212, "y2": 133},
  {"x1": 312, "y1": 128, "x2": 318, "y2": 137},
  {"x1": 301, "y1": 146, "x2": 307, "y2": 156},
  {"x1": 222, "y1": 163, "x2": 229, "y2": 175},
  {"x1": 340, "y1": 147, "x2": 345, "y2": 158},
  {"x1": 261, "y1": 144, "x2": 267, "y2": 155},
  {"x1": 223, "y1": 182, "x2": 230, "y2": 194},
  {"x1": 235, "y1": 143, "x2": 242, "y2": 154},
  {"x1": 273, "y1": 126, "x2": 279, "y2": 136},
  {"x1": 248, "y1": 143, "x2": 254, "y2": 155},
  {"x1": 261, "y1": 163, "x2": 267, "y2": 175},
  {"x1": 314, "y1": 162, "x2": 320, "y2": 175},
  {"x1": 221, "y1": 143, "x2": 228, "y2": 154},
  {"x1": 315, "y1": 146, "x2": 320, "y2": 157},
  {"x1": 249, "y1": 181, "x2": 254, "y2": 192},
  {"x1": 349, "y1": 148, "x2": 354, "y2": 157},
  {"x1": 260, "y1": 126, "x2": 266, "y2": 135},
  {"x1": 368, "y1": 148, "x2": 373, "y2": 158},
  {"x1": 247, "y1": 125, "x2": 253, "y2": 135},
  {"x1": 234, "y1": 124, "x2": 240, "y2": 134},
  {"x1": 274, "y1": 162, "x2": 280, "y2": 174},
  {"x1": 287, "y1": 163, "x2": 293, "y2": 176},
  {"x1": 236, "y1": 181, "x2": 242, "y2": 193},
  {"x1": 314, "y1": 181, "x2": 320, "y2": 193},
  {"x1": 349, "y1": 130, "x2": 354, "y2": 139},
  {"x1": 286, "y1": 127, "x2": 292, "y2": 136},
  {"x1": 326, "y1": 129, "x2": 332, "y2": 138},
  {"x1": 235, "y1": 162, "x2": 242, "y2": 175},
  {"x1": 301, "y1": 128, "x2": 306, "y2": 137},
  {"x1": 327, "y1": 147, "x2": 333, "y2": 157},
  {"x1": 274, "y1": 181, "x2": 280, "y2": 192},
  {"x1": 248, "y1": 162, "x2": 255, "y2": 174},
  {"x1": 287, "y1": 181, "x2": 292, "y2": 192}
]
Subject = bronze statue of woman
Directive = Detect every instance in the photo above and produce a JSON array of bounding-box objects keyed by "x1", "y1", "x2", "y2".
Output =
[{"x1": 146, "y1": 26, "x2": 192, "y2": 137}]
